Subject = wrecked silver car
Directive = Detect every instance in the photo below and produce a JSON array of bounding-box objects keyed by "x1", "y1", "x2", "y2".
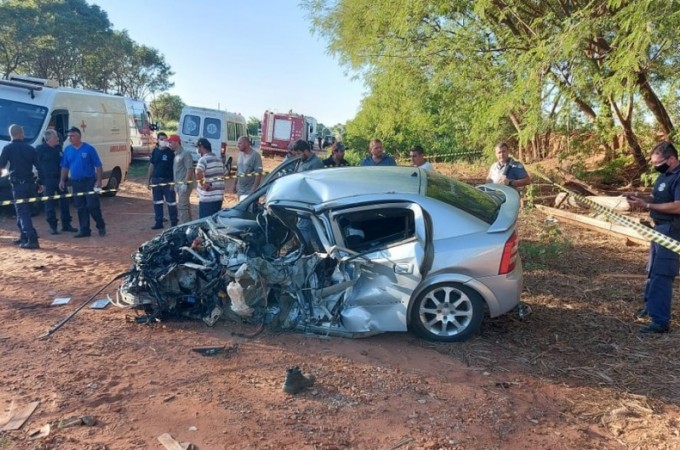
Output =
[{"x1": 115, "y1": 166, "x2": 524, "y2": 342}]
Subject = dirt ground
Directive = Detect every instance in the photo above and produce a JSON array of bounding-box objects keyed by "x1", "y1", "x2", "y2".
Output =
[{"x1": 0, "y1": 157, "x2": 679, "y2": 450}]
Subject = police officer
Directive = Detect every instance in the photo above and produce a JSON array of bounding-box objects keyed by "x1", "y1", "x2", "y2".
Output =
[
  {"x1": 487, "y1": 142, "x2": 532, "y2": 189},
  {"x1": 146, "y1": 132, "x2": 178, "y2": 229},
  {"x1": 0, "y1": 124, "x2": 41, "y2": 249},
  {"x1": 627, "y1": 141, "x2": 680, "y2": 333},
  {"x1": 36, "y1": 129, "x2": 76, "y2": 234}
]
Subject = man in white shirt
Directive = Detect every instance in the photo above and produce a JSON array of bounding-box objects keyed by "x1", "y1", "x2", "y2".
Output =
[{"x1": 409, "y1": 145, "x2": 434, "y2": 172}]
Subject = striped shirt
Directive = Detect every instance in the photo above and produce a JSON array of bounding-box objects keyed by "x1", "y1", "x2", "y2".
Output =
[{"x1": 196, "y1": 152, "x2": 225, "y2": 203}]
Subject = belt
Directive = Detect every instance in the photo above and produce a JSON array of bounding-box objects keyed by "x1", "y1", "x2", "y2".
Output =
[{"x1": 10, "y1": 179, "x2": 33, "y2": 185}]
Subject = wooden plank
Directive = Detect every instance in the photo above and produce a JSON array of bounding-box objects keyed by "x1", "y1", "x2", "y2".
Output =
[
  {"x1": 535, "y1": 205, "x2": 649, "y2": 245},
  {"x1": 0, "y1": 401, "x2": 39, "y2": 431},
  {"x1": 157, "y1": 433, "x2": 185, "y2": 450}
]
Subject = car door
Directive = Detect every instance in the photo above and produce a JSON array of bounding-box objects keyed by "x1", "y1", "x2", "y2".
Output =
[{"x1": 331, "y1": 202, "x2": 428, "y2": 332}]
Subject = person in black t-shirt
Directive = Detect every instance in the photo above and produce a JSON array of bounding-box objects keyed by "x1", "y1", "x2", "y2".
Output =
[
  {"x1": 146, "y1": 132, "x2": 178, "y2": 229},
  {"x1": 36, "y1": 129, "x2": 75, "y2": 234}
]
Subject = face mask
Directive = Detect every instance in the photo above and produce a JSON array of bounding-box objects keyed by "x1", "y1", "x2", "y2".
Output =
[
  {"x1": 654, "y1": 162, "x2": 669, "y2": 173},
  {"x1": 158, "y1": 140, "x2": 168, "y2": 148}
]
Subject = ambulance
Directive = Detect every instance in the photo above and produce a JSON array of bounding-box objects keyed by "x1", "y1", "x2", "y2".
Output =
[
  {"x1": 0, "y1": 74, "x2": 130, "y2": 196},
  {"x1": 178, "y1": 105, "x2": 247, "y2": 173}
]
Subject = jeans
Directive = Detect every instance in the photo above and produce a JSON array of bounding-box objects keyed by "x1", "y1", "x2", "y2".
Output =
[
  {"x1": 12, "y1": 182, "x2": 37, "y2": 241},
  {"x1": 151, "y1": 177, "x2": 178, "y2": 225},
  {"x1": 72, "y1": 177, "x2": 105, "y2": 233},
  {"x1": 43, "y1": 178, "x2": 72, "y2": 228},
  {"x1": 199, "y1": 200, "x2": 222, "y2": 218}
]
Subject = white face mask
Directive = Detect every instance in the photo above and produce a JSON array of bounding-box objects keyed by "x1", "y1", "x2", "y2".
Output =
[{"x1": 158, "y1": 140, "x2": 169, "y2": 148}]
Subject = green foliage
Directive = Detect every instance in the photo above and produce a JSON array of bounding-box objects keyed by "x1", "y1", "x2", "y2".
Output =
[
  {"x1": 343, "y1": 148, "x2": 364, "y2": 166},
  {"x1": 0, "y1": 0, "x2": 173, "y2": 98},
  {"x1": 247, "y1": 116, "x2": 261, "y2": 136},
  {"x1": 519, "y1": 223, "x2": 572, "y2": 269},
  {"x1": 150, "y1": 94, "x2": 184, "y2": 124},
  {"x1": 640, "y1": 170, "x2": 659, "y2": 188}
]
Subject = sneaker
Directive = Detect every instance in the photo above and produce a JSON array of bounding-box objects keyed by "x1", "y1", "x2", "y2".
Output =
[
  {"x1": 74, "y1": 231, "x2": 91, "y2": 238},
  {"x1": 282, "y1": 366, "x2": 315, "y2": 395},
  {"x1": 98, "y1": 228, "x2": 106, "y2": 237},
  {"x1": 20, "y1": 241, "x2": 40, "y2": 250},
  {"x1": 640, "y1": 322, "x2": 670, "y2": 334},
  {"x1": 61, "y1": 225, "x2": 77, "y2": 232},
  {"x1": 151, "y1": 223, "x2": 163, "y2": 230},
  {"x1": 49, "y1": 227, "x2": 59, "y2": 235}
]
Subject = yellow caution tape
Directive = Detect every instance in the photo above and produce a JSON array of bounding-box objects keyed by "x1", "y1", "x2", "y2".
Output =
[
  {"x1": 397, "y1": 150, "x2": 483, "y2": 164},
  {"x1": 528, "y1": 166, "x2": 680, "y2": 254},
  {"x1": 1, "y1": 188, "x2": 117, "y2": 207}
]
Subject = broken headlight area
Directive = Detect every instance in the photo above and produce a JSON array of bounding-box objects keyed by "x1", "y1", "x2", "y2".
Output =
[{"x1": 115, "y1": 212, "x2": 364, "y2": 335}]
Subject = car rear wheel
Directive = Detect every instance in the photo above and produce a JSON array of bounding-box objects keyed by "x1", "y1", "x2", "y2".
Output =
[
  {"x1": 410, "y1": 283, "x2": 484, "y2": 342},
  {"x1": 103, "y1": 168, "x2": 121, "y2": 197}
]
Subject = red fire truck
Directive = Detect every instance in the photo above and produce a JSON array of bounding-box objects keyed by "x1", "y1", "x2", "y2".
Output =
[{"x1": 260, "y1": 111, "x2": 318, "y2": 156}]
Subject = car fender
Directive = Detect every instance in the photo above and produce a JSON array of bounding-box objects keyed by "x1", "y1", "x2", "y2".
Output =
[{"x1": 406, "y1": 272, "x2": 500, "y2": 323}]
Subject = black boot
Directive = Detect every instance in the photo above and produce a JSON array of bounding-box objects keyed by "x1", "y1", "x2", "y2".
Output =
[
  {"x1": 20, "y1": 239, "x2": 40, "y2": 250},
  {"x1": 62, "y1": 224, "x2": 77, "y2": 232},
  {"x1": 12, "y1": 236, "x2": 27, "y2": 246},
  {"x1": 282, "y1": 366, "x2": 315, "y2": 394}
]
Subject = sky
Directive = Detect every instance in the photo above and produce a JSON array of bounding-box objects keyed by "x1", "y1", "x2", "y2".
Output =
[{"x1": 90, "y1": 0, "x2": 366, "y2": 127}]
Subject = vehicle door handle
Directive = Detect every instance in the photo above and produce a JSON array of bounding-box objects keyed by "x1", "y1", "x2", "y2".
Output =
[{"x1": 394, "y1": 263, "x2": 413, "y2": 274}]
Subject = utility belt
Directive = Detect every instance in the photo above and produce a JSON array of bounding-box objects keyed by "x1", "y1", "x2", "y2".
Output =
[{"x1": 10, "y1": 178, "x2": 33, "y2": 185}]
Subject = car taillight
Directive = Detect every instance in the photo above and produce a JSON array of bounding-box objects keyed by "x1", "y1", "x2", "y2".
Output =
[{"x1": 499, "y1": 231, "x2": 518, "y2": 275}]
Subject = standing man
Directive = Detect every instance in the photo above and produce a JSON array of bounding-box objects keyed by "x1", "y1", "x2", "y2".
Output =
[
  {"x1": 317, "y1": 135, "x2": 322, "y2": 152},
  {"x1": 0, "y1": 124, "x2": 41, "y2": 249},
  {"x1": 294, "y1": 139, "x2": 324, "y2": 172},
  {"x1": 195, "y1": 138, "x2": 225, "y2": 218},
  {"x1": 409, "y1": 145, "x2": 434, "y2": 172},
  {"x1": 233, "y1": 136, "x2": 263, "y2": 201},
  {"x1": 486, "y1": 142, "x2": 531, "y2": 189},
  {"x1": 59, "y1": 126, "x2": 106, "y2": 238},
  {"x1": 627, "y1": 141, "x2": 680, "y2": 334},
  {"x1": 147, "y1": 132, "x2": 178, "y2": 229},
  {"x1": 169, "y1": 134, "x2": 194, "y2": 224},
  {"x1": 36, "y1": 129, "x2": 75, "y2": 234},
  {"x1": 322, "y1": 142, "x2": 350, "y2": 167},
  {"x1": 360, "y1": 139, "x2": 397, "y2": 166}
]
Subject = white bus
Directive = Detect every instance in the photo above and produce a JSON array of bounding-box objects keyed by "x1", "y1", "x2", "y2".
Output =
[
  {"x1": 125, "y1": 97, "x2": 155, "y2": 160},
  {"x1": 178, "y1": 106, "x2": 247, "y2": 173}
]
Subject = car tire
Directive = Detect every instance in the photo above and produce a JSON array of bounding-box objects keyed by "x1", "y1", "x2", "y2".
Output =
[
  {"x1": 410, "y1": 283, "x2": 484, "y2": 342},
  {"x1": 102, "y1": 168, "x2": 121, "y2": 197}
]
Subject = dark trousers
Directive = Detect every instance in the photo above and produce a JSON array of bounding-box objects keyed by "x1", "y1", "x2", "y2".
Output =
[
  {"x1": 198, "y1": 200, "x2": 222, "y2": 218},
  {"x1": 43, "y1": 178, "x2": 72, "y2": 228},
  {"x1": 72, "y1": 177, "x2": 105, "y2": 233},
  {"x1": 12, "y1": 182, "x2": 37, "y2": 241},
  {"x1": 644, "y1": 223, "x2": 680, "y2": 326},
  {"x1": 151, "y1": 177, "x2": 178, "y2": 225}
]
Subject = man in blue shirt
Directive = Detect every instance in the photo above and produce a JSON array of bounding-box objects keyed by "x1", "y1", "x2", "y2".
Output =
[
  {"x1": 486, "y1": 143, "x2": 531, "y2": 189},
  {"x1": 360, "y1": 139, "x2": 397, "y2": 166},
  {"x1": 59, "y1": 126, "x2": 106, "y2": 237},
  {"x1": 0, "y1": 124, "x2": 41, "y2": 249},
  {"x1": 36, "y1": 129, "x2": 75, "y2": 234},
  {"x1": 147, "y1": 132, "x2": 178, "y2": 229}
]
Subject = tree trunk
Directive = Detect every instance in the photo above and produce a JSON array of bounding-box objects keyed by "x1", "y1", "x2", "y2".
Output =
[
  {"x1": 636, "y1": 71, "x2": 674, "y2": 139},
  {"x1": 610, "y1": 97, "x2": 647, "y2": 174}
]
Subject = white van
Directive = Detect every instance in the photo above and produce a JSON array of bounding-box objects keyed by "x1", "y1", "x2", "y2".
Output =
[
  {"x1": 178, "y1": 106, "x2": 247, "y2": 173},
  {"x1": 125, "y1": 97, "x2": 155, "y2": 160},
  {"x1": 0, "y1": 75, "x2": 130, "y2": 195}
]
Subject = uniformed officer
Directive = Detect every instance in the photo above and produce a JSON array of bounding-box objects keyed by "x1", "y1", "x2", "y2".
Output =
[
  {"x1": 487, "y1": 142, "x2": 532, "y2": 189},
  {"x1": 146, "y1": 132, "x2": 178, "y2": 229},
  {"x1": 36, "y1": 129, "x2": 76, "y2": 234},
  {"x1": 0, "y1": 124, "x2": 41, "y2": 249},
  {"x1": 627, "y1": 141, "x2": 680, "y2": 333}
]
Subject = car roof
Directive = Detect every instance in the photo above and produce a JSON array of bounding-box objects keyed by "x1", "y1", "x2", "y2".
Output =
[{"x1": 266, "y1": 166, "x2": 425, "y2": 206}]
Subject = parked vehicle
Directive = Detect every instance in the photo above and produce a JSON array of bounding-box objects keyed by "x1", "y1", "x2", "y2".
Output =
[
  {"x1": 261, "y1": 111, "x2": 319, "y2": 156},
  {"x1": 0, "y1": 74, "x2": 130, "y2": 197},
  {"x1": 322, "y1": 135, "x2": 336, "y2": 149},
  {"x1": 125, "y1": 97, "x2": 155, "y2": 160},
  {"x1": 178, "y1": 106, "x2": 246, "y2": 173},
  {"x1": 116, "y1": 165, "x2": 528, "y2": 342}
]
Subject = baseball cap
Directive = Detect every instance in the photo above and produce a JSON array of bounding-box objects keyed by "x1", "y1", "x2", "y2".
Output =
[
  {"x1": 334, "y1": 142, "x2": 346, "y2": 152},
  {"x1": 66, "y1": 126, "x2": 81, "y2": 135},
  {"x1": 195, "y1": 137, "x2": 212, "y2": 151},
  {"x1": 168, "y1": 134, "x2": 181, "y2": 143}
]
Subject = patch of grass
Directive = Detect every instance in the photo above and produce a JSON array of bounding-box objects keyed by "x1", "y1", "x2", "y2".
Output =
[
  {"x1": 519, "y1": 222, "x2": 572, "y2": 269},
  {"x1": 0, "y1": 437, "x2": 12, "y2": 448},
  {"x1": 128, "y1": 160, "x2": 149, "y2": 179}
]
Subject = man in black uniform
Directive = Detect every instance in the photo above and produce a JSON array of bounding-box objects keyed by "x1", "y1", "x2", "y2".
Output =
[
  {"x1": 146, "y1": 132, "x2": 177, "y2": 229},
  {"x1": 322, "y1": 142, "x2": 350, "y2": 167},
  {"x1": 627, "y1": 141, "x2": 680, "y2": 333},
  {"x1": 0, "y1": 124, "x2": 41, "y2": 249},
  {"x1": 36, "y1": 129, "x2": 76, "y2": 234}
]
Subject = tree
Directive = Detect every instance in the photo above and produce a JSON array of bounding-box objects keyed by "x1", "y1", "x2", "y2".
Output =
[
  {"x1": 247, "y1": 116, "x2": 261, "y2": 136},
  {"x1": 150, "y1": 93, "x2": 184, "y2": 124},
  {"x1": 0, "y1": 1, "x2": 41, "y2": 78}
]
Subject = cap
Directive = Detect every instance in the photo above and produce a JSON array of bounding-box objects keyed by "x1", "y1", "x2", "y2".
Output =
[
  {"x1": 66, "y1": 126, "x2": 81, "y2": 135},
  {"x1": 334, "y1": 142, "x2": 346, "y2": 152},
  {"x1": 195, "y1": 137, "x2": 212, "y2": 151},
  {"x1": 168, "y1": 134, "x2": 181, "y2": 143}
]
